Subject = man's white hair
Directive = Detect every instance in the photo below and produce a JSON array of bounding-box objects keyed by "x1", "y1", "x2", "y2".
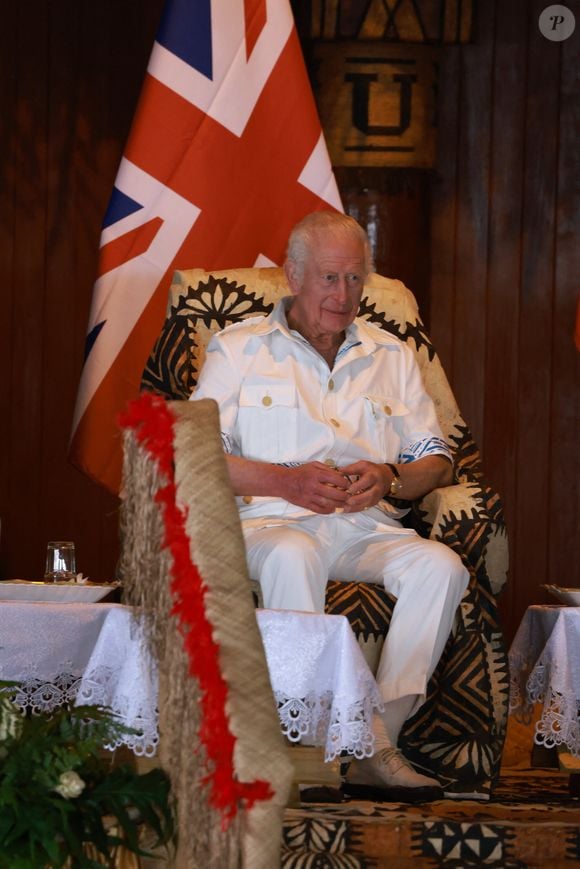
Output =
[{"x1": 285, "y1": 211, "x2": 374, "y2": 283}]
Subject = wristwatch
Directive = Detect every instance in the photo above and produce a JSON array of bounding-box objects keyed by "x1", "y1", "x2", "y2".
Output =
[{"x1": 385, "y1": 463, "x2": 403, "y2": 497}]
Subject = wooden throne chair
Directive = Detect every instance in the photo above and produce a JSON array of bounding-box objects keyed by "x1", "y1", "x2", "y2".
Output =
[{"x1": 140, "y1": 266, "x2": 510, "y2": 797}]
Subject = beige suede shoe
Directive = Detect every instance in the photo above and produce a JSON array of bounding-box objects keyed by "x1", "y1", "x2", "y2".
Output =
[{"x1": 343, "y1": 747, "x2": 443, "y2": 803}]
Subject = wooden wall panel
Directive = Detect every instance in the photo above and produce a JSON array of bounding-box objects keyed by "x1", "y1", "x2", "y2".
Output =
[
  {"x1": 450, "y1": 2, "x2": 494, "y2": 445},
  {"x1": 0, "y1": 4, "x2": 18, "y2": 537},
  {"x1": 0, "y1": 1, "x2": 164, "y2": 582},
  {"x1": 8, "y1": 4, "x2": 50, "y2": 570},
  {"x1": 430, "y1": 0, "x2": 580, "y2": 641},
  {"x1": 429, "y1": 45, "x2": 459, "y2": 372},
  {"x1": 40, "y1": 1, "x2": 82, "y2": 560},
  {"x1": 515, "y1": 0, "x2": 561, "y2": 614},
  {"x1": 482, "y1": 0, "x2": 527, "y2": 625},
  {"x1": 550, "y1": 24, "x2": 580, "y2": 589}
]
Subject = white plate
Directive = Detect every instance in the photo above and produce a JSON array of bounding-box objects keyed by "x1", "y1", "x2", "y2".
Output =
[
  {"x1": 0, "y1": 580, "x2": 118, "y2": 603},
  {"x1": 542, "y1": 585, "x2": 580, "y2": 606}
]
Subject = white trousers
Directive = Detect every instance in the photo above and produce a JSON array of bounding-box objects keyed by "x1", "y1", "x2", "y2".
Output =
[{"x1": 243, "y1": 511, "x2": 469, "y2": 706}]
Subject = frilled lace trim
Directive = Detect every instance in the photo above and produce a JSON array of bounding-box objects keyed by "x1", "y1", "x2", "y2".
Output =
[
  {"x1": 76, "y1": 664, "x2": 159, "y2": 756},
  {"x1": 532, "y1": 686, "x2": 580, "y2": 757},
  {"x1": 12, "y1": 670, "x2": 83, "y2": 712},
  {"x1": 9, "y1": 661, "x2": 158, "y2": 757},
  {"x1": 274, "y1": 689, "x2": 376, "y2": 762},
  {"x1": 509, "y1": 653, "x2": 580, "y2": 757}
]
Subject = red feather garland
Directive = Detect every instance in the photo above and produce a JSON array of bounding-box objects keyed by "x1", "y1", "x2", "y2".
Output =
[{"x1": 119, "y1": 393, "x2": 273, "y2": 824}]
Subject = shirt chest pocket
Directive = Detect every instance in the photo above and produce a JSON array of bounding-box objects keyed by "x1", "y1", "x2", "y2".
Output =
[
  {"x1": 364, "y1": 395, "x2": 410, "y2": 458},
  {"x1": 237, "y1": 383, "x2": 299, "y2": 462}
]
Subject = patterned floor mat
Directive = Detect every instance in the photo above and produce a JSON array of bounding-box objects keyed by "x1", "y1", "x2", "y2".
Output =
[{"x1": 281, "y1": 770, "x2": 580, "y2": 867}]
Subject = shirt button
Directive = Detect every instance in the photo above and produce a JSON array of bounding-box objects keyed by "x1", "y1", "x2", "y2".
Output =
[
  {"x1": 242, "y1": 495, "x2": 253, "y2": 504},
  {"x1": 328, "y1": 378, "x2": 335, "y2": 390},
  {"x1": 330, "y1": 418, "x2": 340, "y2": 428},
  {"x1": 262, "y1": 396, "x2": 272, "y2": 407},
  {"x1": 324, "y1": 458, "x2": 336, "y2": 467},
  {"x1": 384, "y1": 404, "x2": 392, "y2": 415}
]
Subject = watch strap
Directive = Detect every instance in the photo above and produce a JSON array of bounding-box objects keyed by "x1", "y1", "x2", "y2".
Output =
[{"x1": 385, "y1": 463, "x2": 402, "y2": 497}]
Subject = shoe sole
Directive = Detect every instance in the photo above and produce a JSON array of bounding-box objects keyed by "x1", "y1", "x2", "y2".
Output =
[{"x1": 341, "y1": 781, "x2": 443, "y2": 804}]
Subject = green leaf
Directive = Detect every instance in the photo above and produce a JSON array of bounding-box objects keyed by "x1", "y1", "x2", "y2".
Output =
[{"x1": 0, "y1": 702, "x2": 175, "y2": 864}]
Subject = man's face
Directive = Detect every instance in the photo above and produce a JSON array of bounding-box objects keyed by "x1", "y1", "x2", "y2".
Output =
[{"x1": 286, "y1": 230, "x2": 366, "y2": 339}]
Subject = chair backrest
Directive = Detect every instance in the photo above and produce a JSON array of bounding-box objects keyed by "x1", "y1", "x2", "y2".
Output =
[{"x1": 142, "y1": 266, "x2": 478, "y2": 480}]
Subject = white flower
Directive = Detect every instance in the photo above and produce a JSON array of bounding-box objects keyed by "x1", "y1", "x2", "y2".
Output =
[{"x1": 54, "y1": 770, "x2": 86, "y2": 799}]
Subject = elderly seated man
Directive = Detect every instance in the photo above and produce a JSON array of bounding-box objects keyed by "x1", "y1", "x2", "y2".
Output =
[{"x1": 190, "y1": 211, "x2": 469, "y2": 800}]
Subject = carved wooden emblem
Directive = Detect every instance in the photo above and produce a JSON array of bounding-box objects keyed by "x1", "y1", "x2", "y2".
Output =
[
  {"x1": 313, "y1": 43, "x2": 437, "y2": 167},
  {"x1": 309, "y1": 0, "x2": 473, "y2": 44}
]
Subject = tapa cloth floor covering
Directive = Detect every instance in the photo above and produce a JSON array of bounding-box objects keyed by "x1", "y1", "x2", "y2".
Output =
[{"x1": 281, "y1": 769, "x2": 580, "y2": 867}]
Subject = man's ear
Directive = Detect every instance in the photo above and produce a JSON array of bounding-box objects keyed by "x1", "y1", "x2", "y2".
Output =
[{"x1": 284, "y1": 261, "x2": 300, "y2": 296}]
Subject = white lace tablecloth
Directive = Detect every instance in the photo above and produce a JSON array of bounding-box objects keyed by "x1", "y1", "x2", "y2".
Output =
[
  {"x1": 0, "y1": 602, "x2": 159, "y2": 756},
  {"x1": 256, "y1": 609, "x2": 382, "y2": 761},
  {"x1": 0, "y1": 602, "x2": 381, "y2": 763},
  {"x1": 509, "y1": 605, "x2": 580, "y2": 756}
]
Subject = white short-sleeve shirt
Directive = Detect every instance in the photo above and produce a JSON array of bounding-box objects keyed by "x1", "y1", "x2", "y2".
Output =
[{"x1": 191, "y1": 298, "x2": 450, "y2": 522}]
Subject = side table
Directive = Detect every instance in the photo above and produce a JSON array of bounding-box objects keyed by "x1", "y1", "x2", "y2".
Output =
[{"x1": 509, "y1": 605, "x2": 580, "y2": 778}]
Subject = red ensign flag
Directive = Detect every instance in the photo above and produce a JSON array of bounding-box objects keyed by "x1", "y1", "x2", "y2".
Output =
[{"x1": 70, "y1": 0, "x2": 341, "y2": 492}]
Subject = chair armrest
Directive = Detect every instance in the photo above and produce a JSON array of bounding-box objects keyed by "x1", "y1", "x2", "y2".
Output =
[{"x1": 417, "y1": 482, "x2": 508, "y2": 597}]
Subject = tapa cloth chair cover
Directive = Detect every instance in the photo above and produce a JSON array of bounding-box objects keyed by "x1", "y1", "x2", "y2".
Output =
[
  {"x1": 119, "y1": 397, "x2": 293, "y2": 868},
  {"x1": 141, "y1": 266, "x2": 510, "y2": 796}
]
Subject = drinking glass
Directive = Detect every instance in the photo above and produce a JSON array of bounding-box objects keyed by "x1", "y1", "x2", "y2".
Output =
[{"x1": 44, "y1": 541, "x2": 76, "y2": 583}]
